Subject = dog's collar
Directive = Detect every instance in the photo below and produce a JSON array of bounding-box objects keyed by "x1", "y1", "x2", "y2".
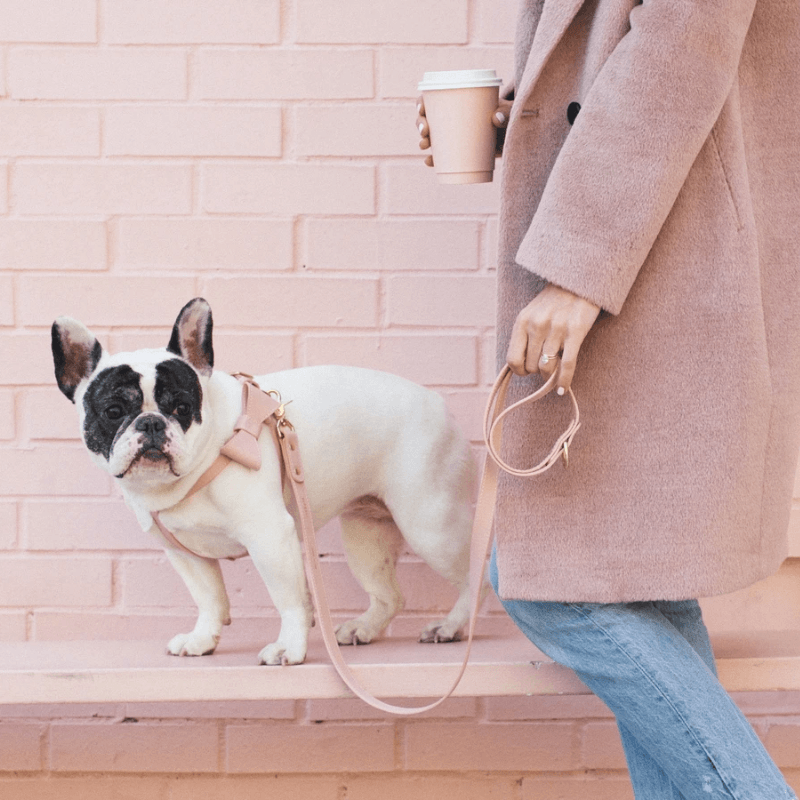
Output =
[{"x1": 150, "y1": 373, "x2": 294, "y2": 560}]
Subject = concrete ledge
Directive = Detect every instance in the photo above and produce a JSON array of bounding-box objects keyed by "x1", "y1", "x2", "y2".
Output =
[{"x1": 1, "y1": 630, "x2": 798, "y2": 706}]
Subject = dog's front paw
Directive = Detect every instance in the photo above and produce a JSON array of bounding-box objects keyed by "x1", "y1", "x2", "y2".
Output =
[
  {"x1": 167, "y1": 631, "x2": 219, "y2": 657},
  {"x1": 335, "y1": 619, "x2": 378, "y2": 646},
  {"x1": 258, "y1": 641, "x2": 306, "y2": 666},
  {"x1": 419, "y1": 620, "x2": 463, "y2": 644}
]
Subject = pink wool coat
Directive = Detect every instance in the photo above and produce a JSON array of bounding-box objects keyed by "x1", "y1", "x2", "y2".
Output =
[{"x1": 493, "y1": 0, "x2": 800, "y2": 602}]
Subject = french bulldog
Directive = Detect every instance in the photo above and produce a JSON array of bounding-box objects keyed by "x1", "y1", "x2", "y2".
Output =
[{"x1": 51, "y1": 298, "x2": 476, "y2": 665}]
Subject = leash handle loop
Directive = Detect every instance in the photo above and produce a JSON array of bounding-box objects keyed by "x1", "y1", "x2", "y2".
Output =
[{"x1": 484, "y1": 364, "x2": 581, "y2": 477}]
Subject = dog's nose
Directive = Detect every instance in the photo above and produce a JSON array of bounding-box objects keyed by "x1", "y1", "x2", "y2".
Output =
[{"x1": 135, "y1": 414, "x2": 167, "y2": 437}]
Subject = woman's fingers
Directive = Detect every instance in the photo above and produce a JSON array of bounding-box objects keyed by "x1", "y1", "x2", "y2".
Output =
[
  {"x1": 492, "y1": 98, "x2": 514, "y2": 128},
  {"x1": 417, "y1": 97, "x2": 433, "y2": 165},
  {"x1": 556, "y1": 340, "x2": 580, "y2": 396},
  {"x1": 417, "y1": 98, "x2": 429, "y2": 145},
  {"x1": 505, "y1": 285, "x2": 601, "y2": 393},
  {"x1": 417, "y1": 115, "x2": 430, "y2": 149},
  {"x1": 538, "y1": 337, "x2": 563, "y2": 378},
  {"x1": 507, "y1": 310, "x2": 544, "y2": 377}
]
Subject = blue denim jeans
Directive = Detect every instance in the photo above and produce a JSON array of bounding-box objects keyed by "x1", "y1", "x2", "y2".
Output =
[{"x1": 489, "y1": 551, "x2": 795, "y2": 800}]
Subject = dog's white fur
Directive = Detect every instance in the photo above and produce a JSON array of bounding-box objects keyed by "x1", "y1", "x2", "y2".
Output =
[{"x1": 58, "y1": 307, "x2": 476, "y2": 666}]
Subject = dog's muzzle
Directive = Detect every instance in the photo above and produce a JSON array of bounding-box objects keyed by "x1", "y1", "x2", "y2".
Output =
[{"x1": 130, "y1": 413, "x2": 176, "y2": 467}]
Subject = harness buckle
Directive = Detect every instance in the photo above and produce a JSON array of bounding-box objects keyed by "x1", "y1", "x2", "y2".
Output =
[{"x1": 275, "y1": 407, "x2": 295, "y2": 439}]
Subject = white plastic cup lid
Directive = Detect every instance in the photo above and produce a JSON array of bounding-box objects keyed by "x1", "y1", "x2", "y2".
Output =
[{"x1": 418, "y1": 69, "x2": 502, "y2": 92}]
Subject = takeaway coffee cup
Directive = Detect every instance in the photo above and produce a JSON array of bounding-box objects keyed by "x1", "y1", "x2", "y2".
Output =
[{"x1": 417, "y1": 69, "x2": 503, "y2": 184}]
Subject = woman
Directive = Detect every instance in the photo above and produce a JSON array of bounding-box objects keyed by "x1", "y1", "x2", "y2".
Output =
[{"x1": 418, "y1": 0, "x2": 799, "y2": 797}]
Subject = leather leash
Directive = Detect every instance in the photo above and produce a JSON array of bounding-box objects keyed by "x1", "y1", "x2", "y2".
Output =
[{"x1": 149, "y1": 367, "x2": 580, "y2": 715}]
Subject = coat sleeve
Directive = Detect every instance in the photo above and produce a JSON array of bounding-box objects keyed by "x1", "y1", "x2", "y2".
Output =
[{"x1": 515, "y1": 0, "x2": 758, "y2": 315}]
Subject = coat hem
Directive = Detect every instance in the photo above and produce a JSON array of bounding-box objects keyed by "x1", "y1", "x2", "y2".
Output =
[{"x1": 493, "y1": 549, "x2": 789, "y2": 606}]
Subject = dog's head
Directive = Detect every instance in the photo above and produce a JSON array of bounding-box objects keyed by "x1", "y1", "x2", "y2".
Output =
[{"x1": 52, "y1": 298, "x2": 217, "y2": 487}]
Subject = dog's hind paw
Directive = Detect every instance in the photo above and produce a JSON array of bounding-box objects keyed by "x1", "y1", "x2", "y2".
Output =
[
  {"x1": 258, "y1": 641, "x2": 306, "y2": 666},
  {"x1": 418, "y1": 621, "x2": 463, "y2": 644},
  {"x1": 167, "y1": 631, "x2": 219, "y2": 657},
  {"x1": 335, "y1": 620, "x2": 377, "y2": 646}
]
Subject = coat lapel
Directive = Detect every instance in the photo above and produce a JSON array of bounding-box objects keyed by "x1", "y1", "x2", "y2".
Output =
[{"x1": 516, "y1": 0, "x2": 586, "y2": 106}]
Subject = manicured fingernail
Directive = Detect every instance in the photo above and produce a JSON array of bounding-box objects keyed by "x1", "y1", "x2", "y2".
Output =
[
  {"x1": 419, "y1": 123, "x2": 425, "y2": 134},
  {"x1": 557, "y1": 387, "x2": 565, "y2": 396},
  {"x1": 495, "y1": 112, "x2": 506, "y2": 124}
]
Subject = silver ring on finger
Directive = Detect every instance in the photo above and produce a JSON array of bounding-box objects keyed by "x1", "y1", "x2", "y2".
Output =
[{"x1": 540, "y1": 352, "x2": 560, "y2": 365}]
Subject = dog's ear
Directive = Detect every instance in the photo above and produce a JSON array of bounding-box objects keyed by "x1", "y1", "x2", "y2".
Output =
[
  {"x1": 51, "y1": 317, "x2": 104, "y2": 403},
  {"x1": 167, "y1": 298, "x2": 214, "y2": 376}
]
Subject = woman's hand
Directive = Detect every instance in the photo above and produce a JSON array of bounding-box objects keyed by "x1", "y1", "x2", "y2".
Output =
[
  {"x1": 506, "y1": 284, "x2": 601, "y2": 394},
  {"x1": 416, "y1": 96, "x2": 513, "y2": 167},
  {"x1": 415, "y1": 97, "x2": 434, "y2": 167}
]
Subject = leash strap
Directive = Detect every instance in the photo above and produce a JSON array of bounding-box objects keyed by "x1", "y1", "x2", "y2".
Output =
[
  {"x1": 287, "y1": 364, "x2": 579, "y2": 714},
  {"x1": 284, "y1": 416, "x2": 493, "y2": 715},
  {"x1": 149, "y1": 367, "x2": 579, "y2": 714}
]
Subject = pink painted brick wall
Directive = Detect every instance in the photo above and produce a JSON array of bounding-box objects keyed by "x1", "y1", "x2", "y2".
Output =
[{"x1": 0, "y1": 1, "x2": 798, "y2": 797}]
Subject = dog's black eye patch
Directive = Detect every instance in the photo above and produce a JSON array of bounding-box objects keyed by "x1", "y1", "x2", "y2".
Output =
[
  {"x1": 155, "y1": 359, "x2": 203, "y2": 433},
  {"x1": 82, "y1": 365, "x2": 144, "y2": 459}
]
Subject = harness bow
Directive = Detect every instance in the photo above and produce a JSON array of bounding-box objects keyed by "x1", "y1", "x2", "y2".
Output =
[{"x1": 150, "y1": 374, "x2": 302, "y2": 560}]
